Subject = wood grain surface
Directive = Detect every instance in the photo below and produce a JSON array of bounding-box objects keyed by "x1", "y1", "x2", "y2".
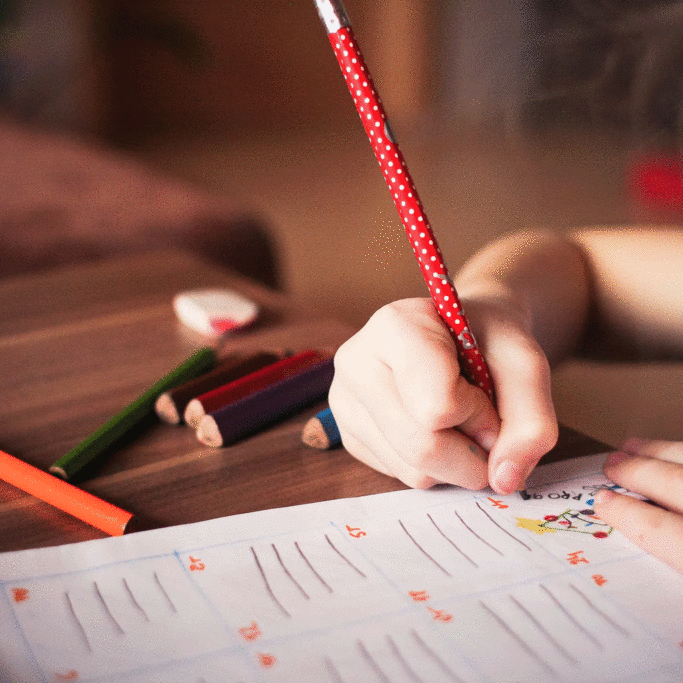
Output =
[{"x1": 0, "y1": 250, "x2": 606, "y2": 552}]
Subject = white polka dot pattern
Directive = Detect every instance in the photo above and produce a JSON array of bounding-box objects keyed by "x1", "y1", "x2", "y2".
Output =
[{"x1": 328, "y1": 27, "x2": 493, "y2": 398}]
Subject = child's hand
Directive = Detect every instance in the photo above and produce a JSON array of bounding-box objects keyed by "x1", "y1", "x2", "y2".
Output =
[
  {"x1": 328, "y1": 297, "x2": 558, "y2": 493},
  {"x1": 595, "y1": 439, "x2": 683, "y2": 573}
]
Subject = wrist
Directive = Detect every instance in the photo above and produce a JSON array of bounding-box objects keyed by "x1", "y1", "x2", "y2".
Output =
[{"x1": 455, "y1": 279, "x2": 534, "y2": 335}]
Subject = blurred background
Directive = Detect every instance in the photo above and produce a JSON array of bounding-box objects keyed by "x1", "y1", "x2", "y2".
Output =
[{"x1": 2, "y1": 0, "x2": 682, "y2": 447}]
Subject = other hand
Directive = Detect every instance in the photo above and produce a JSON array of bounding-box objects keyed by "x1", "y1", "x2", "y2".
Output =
[{"x1": 595, "y1": 439, "x2": 683, "y2": 573}]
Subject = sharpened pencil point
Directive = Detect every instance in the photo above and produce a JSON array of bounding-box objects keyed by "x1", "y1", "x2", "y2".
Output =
[
  {"x1": 49, "y1": 466, "x2": 68, "y2": 480},
  {"x1": 155, "y1": 393, "x2": 181, "y2": 425},
  {"x1": 184, "y1": 398, "x2": 205, "y2": 429},
  {"x1": 196, "y1": 415, "x2": 223, "y2": 448},
  {"x1": 302, "y1": 418, "x2": 330, "y2": 449},
  {"x1": 301, "y1": 408, "x2": 341, "y2": 450}
]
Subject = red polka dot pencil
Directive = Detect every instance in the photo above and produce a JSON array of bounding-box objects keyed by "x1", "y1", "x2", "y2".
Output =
[{"x1": 313, "y1": 0, "x2": 493, "y2": 400}]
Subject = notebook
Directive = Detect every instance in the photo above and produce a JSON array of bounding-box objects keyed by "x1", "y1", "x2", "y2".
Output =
[{"x1": 2, "y1": 453, "x2": 681, "y2": 682}]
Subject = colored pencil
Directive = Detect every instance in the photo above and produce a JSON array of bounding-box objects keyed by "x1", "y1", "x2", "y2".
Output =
[
  {"x1": 197, "y1": 358, "x2": 335, "y2": 447},
  {"x1": 0, "y1": 449, "x2": 134, "y2": 535},
  {"x1": 301, "y1": 407, "x2": 342, "y2": 449},
  {"x1": 313, "y1": 0, "x2": 493, "y2": 399},
  {"x1": 184, "y1": 349, "x2": 329, "y2": 428},
  {"x1": 50, "y1": 347, "x2": 216, "y2": 480},
  {"x1": 155, "y1": 351, "x2": 282, "y2": 424}
]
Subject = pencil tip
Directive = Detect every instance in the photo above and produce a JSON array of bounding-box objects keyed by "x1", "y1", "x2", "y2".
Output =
[
  {"x1": 196, "y1": 416, "x2": 223, "y2": 448},
  {"x1": 184, "y1": 399, "x2": 204, "y2": 430},
  {"x1": 48, "y1": 466, "x2": 68, "y2": 480},
  {"x1": 301, "y1": 418, "x2": 330, "y2": 449},
  {"x1": 155, "y1": 393, "x2": 180, "y2": 425}
]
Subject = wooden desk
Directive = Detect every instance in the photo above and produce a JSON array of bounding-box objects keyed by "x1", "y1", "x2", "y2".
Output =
[{"x1": 0, "y1": 250, "x2": 605, "y2": 553}]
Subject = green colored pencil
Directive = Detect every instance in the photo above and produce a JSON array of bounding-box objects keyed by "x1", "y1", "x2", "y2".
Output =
[{"x1": 50, "y1": 348, "x2": 216, "y2": 480}]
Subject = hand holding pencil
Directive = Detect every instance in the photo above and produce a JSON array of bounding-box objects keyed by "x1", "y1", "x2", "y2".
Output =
[{"x1": 313, "y1": 0, "x2": 557, "y2": 494}]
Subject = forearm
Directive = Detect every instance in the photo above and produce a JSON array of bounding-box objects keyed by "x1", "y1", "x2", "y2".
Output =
[{"x1": 454, "y1": 231, "x2": 592, "y2": 366}]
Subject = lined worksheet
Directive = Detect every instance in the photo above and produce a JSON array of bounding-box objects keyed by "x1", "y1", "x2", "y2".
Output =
[{"x1": 1, "y1": 454, "x2": 682, "y2": 682}]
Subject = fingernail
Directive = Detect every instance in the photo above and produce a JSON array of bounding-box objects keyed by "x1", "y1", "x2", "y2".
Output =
[
  {"x1": 621, "y1": 437, "x2": 647, "y2": 454},
  {"x1": 594, "y1": 489, "x2": 616, "y2": 505},
  {"x1": 493, "y1": 460, "x2": 528, "y2": 494},
  {"x1": 605, "y1": 451, "x2": 632, "y2": 467}
]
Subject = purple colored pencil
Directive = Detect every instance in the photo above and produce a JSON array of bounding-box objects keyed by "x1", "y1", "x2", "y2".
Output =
[{"x1": 196, "y1": 358, "x2": 334, "y2": 447}]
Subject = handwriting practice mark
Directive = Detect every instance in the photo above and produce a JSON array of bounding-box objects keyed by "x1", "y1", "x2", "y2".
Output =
[
  {"x1": 399, "y1": 519, "x2": 451, "y2": 577},
  {"x1": 326, "y1": 534, "x2": 366, "y2": 577},
  {"x1": 239, "y1": 621, "x2": 261, "y2": 642},
  {"x1": 12, "y1": 587, "x2": 29, "y2": 602},
  {"x1": 258, "y1": 653, "x2": 277, "y2": 668},
  {"x1": 567, "y1": 551, "x2": 589, "y2": 565},
  {"x1": 427, "y1": 607, "x2": 453, "y2": 623},
  {"x1": 189, "y1": 556, "x2": 205, "y2": 571},
  {"x1": 427, "y1": 513, "x2": 478, "y2": 568}
]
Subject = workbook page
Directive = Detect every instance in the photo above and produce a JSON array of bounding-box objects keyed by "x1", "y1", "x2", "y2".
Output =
[{"x1": 1, "y1": 454, "x2": 681, "y2": 683}]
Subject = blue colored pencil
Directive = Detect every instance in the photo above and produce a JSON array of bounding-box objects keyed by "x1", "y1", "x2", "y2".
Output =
[{"x1": 301, "y1": 407, "x2": 342, "y2": 450}]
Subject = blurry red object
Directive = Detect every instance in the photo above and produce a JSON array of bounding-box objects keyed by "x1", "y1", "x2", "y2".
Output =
[{"x1": 628, "y1": 155, "x2": 683, "y2": 210}]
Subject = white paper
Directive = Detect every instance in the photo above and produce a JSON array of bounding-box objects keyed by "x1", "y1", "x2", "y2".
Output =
[{"x1": 1, "y1": 453, "x2": 682, "y2": 683}]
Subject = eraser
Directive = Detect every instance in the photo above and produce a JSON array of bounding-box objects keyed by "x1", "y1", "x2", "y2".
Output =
[{"x1": 173, "y1": 289, "x2": 259, "y2": 336}]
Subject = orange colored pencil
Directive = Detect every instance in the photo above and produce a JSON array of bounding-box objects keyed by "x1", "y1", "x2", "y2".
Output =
[{"x1": 0, "y1": 449, "x2": 134, "y2": 536}]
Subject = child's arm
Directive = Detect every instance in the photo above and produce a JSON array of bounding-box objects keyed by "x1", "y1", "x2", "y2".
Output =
[
  {"x1": 329, "y1": 230, "x2": 590, "y2": 493},
  {"x1": 329, "y1": 228, "x2": 683, "y2": 495}
]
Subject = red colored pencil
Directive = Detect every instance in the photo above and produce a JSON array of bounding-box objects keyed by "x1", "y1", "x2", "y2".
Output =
[
  {"x1": 184, "y1": 349, "x2": 330, "y2": 428},
  {"x1": 197, "y1": 358, "x2": 335, "y2": 447},
  {"x1": 314, "y1": 0, "x2": 493, "y2": 399},
  {"x1": 155, "y1": 351, "x2": 282, "y2": 424}
]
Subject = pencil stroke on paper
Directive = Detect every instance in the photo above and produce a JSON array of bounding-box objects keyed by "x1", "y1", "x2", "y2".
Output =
[
  {"x1": 122, "y1": 577, "x2": 150, "y2": 622},
  {"x1": 479, "y1": 600, "x2": 560, "y2": 678},
  {"x1": 453, "y1": 509, "x2": 504, "y2": 556},
  {"x1": 153, "y1": 571, "x2": 177, "y2": 613},
  {"x1": 295, "y1": 540, "x2": 334, "y2": 593},
  {"x1": 475, "y1": 502, "x2": 533, "y2": 551},
  {"x1": 386, "y1": 634, "x2": 425, "y2": 683},
  {"x1": 539, "y1": 583, "x2": 604, "y2": 651},
  {"x1": 508, "y1": 594, "x2": 579, "y2": 666},
  {"x1": 356, "y1": 638, "x2": 392, "y2": 683},
  {"x1": 251, "y1": 546, "x2": 291, "y2": 618},
  {"x1": 410, "y1": 630, "x2": 465, "y2": 683},
  {"x1": 271, "y1": 543, "x2": 310, "y2": 600},
  {"x1": 92, "y1": 581, "x2": 125, "y2": 635},
  {"x1": 325, "y1": 534, "x2": 367, "y2": 577},
  {"x1": 324, "y1": 655, "x2": 346, "y2": 683},
  {"x1": 64, "y1": 591, "x2": 92, "y2": 653},
  {"x1": 426, "y1": 513, "x2": 478, "y2": 568},
  {"x1": 399, "y1": 519, "x2": 452, "y2": 577},
  {"x1": 568, "y1": 583, "x2": 631, "y2": 637}
]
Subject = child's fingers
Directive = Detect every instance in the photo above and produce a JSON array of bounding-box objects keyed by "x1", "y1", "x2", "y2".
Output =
[
  {"x1": 621, "y1": 438, "x2": 683, "y2": 464},
  {"x1": 365, "y1": 299, "x2": 500, "y2": 442},
  {"x1": 594, "y1": 489, "x2": 683, "y2": 574},
  {"x1": 603, "y1": 452, "x2": 683, "y2": 515},
  {"x1": 486, "y1": 334, "x2": 558, "y2": 495},
  {"x1": 329, "y1": 375, "x2": 490, "y2": 490}
]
